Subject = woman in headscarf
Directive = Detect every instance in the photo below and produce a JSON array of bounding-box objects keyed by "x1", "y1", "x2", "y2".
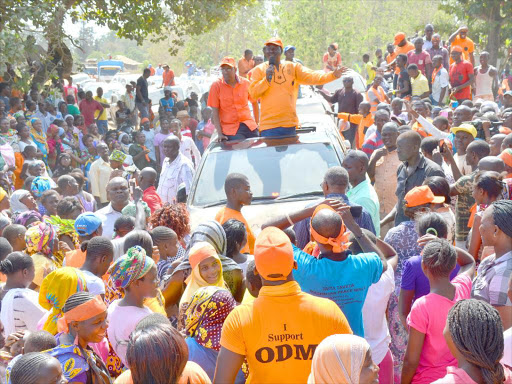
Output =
[
  {"x1": 30, "y1": 176, "x2": 53, "y2": 215},
  {"x1": 24, "y1": 222, "x2": 62, "y2": 289},
  {"x1": 184, "y1": 286, "x2": 244, "y2": 383},
  {"x1": 109, "y1": 149, "x2": 137, "y2": 183},
  {"x1": 106, "y1": 246, "x2": 157, "y2": 373},
  {"x1": 162, "y1": 221, "x2": 244, "y2": 307},
  {"x1": 0, "y1": 252, "x2": 47, "y2": 336},
  {"x1": 28, "y1": 118, "x2": 48, "y2": 165},
  {"x1": 48, "y1": 292, "x2": 111, "y2": 384},
  {"x1": 38, "y1": 266, "x2": 87, "y2": 335},
  {"x1": 178, "y1": 242, "x2": 226, "y2": 329},
  {"x1": 10, "y1": 189, "x2": 37, "y2": 218},
  {"x1": 309, "y1": 334, "x2": 379, "y2": 384}
]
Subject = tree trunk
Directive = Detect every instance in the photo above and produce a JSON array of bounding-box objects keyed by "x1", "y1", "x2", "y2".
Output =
[{"x1": 484, "y1": 2, "x2": 502, "y2": 67}]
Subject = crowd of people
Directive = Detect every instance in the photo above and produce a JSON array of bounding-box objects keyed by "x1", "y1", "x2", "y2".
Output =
[{"x1": 0, "y1": 23, "x2": 510, "y2": 384}]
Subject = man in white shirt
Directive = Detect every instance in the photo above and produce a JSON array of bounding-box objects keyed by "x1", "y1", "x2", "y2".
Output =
[
  {"x1": 89, "y1": 142, "x2": 113, "y2": 207},
  {"x1": 157, "y1": 136, "x2": 195, "y2": 204},
  {"x1": 155, "y1": 64, "x2": 164, "y2": 77},
  {"x1": 120, "y1": 84, "x2": 136, "y2": 125},
  {"x1": 170, "y1": 118, "x2": 201, "y2": 169},
  {"x1": 96, "y1": 177, "x2": 130, "y2": 239},
  {"x1": 431, "y1": 55, "x2": 449, "y2": 106}
]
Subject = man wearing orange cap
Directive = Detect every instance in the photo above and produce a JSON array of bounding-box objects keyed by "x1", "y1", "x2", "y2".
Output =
[
  {"x1": 449, "y1": 45, "x2": 474, "y2": 103},
  {"x1": 208, "y1": 57, "x2": 259, "y2": 142},
  {"x1": 248, "y1": 37, "x2": 346, "y2": 137},
  {"x1": 448, "y1": 26, "x2": 475, "y2": 66},
  {"x1": 262, "y1": 203, "x2": 392, "y2": 337},
  {"x1": 215, "y1": 226, "x2": 352, "y2": 384},
  {"x1": 387, "y1": 32, "x2": 415, "y2": 89}
]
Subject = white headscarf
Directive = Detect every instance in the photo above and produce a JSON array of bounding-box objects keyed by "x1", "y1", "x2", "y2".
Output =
[
  {"x1": 9, "y1": 190, "x2": 31, "y2": 214},
  {"x1": 308, "y1": 334, "x2": 370, "y2": 384}
]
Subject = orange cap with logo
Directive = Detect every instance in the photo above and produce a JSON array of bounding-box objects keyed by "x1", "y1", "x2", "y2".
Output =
[
  {"x1": 394, "y1": 32, "x2": 406, "y2": 45},
  {"x1": 220, "y1": 57, "x2": 236, "y2": 68},
  {"x1": 189, "y1": 242, "x2": 219, "y2": 270},
  {"x1": 405, "y1": 185, "x2": 445, "y2": 208},
  {"x1": 254, "y1": 227, "x2": 293, "y2": 281},
  {"x1": 451, "y1": 46, "x2": 463, "y2": 53},
  {"x1": 265, "y1": 37, "x2": 284, "y2": 50}
]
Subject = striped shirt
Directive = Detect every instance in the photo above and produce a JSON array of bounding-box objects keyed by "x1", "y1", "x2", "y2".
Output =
[{"x1": 362, "y1": 130, "x2": 384, "y2": 158}]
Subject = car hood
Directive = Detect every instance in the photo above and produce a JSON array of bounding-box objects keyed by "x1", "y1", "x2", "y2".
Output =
[{"x1": 188, "y1": 198, "x2": 319, "y2": 236}]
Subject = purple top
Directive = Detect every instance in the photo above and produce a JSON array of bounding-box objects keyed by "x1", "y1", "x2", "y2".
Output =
[
  {"x1": 154, "y1": 132, "x2": 171, "y2": 166},
  {"x1": 401, "y1": 255, "x2": 461, "y2": 300}
]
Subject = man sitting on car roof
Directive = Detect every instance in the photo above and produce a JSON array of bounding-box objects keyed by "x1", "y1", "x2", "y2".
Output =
[{"x1": 248, "y1": 37, "x2": 347, "y2": 138}]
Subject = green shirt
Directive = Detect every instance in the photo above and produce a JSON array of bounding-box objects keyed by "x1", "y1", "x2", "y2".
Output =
[
  {"x1": 67, "y1": 104, "x2": 80, "y2": 116},
  {"x1": 346, "y1": 178, "x2": 381, "y2": 236}
]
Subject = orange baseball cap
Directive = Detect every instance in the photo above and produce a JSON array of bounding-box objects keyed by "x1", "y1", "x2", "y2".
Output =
[
  {"x1": 405, "y1": 186, "x2": 445, "y2": 208},
  {"x1": 499, "y1": 148, "x2": 512, "y2": 168},
  {"x1": 394, "y1": 32, "x2": 406, "y2": 45},
  {"x1": 189, "y1": 242, "x2": 219, "y2": 270},
  {"x1": 140, "y1": 117, "x2": 150, "y2": 124},
  {"x1": 220, "y1": 57, "x2": 236, "y2": 68},
  {"x1": 265, "y1": 37, "x2": 284, "y2": 50},
  {"x1": 451, "y1": 46, "x2": 463, "y2": 53},
  {"x1": 254, "y1": 227, "x2": 293, "y2": 281}
]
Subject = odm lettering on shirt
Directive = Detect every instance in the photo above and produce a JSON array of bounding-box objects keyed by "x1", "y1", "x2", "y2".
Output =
[{"x1": 254, "y1": 328, "x2": 317, "y2": 363}]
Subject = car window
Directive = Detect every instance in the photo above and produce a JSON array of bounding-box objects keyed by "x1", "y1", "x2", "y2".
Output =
[{"x1": 191, "y1": 142, "x2": 340, "y2": 206}]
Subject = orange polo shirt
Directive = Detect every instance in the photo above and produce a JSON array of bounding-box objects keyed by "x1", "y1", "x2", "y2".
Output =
[
  {"x1": 394, "y1": 41, "x2": 415, "y2": 74},
  {"x1": 249, "y1": 62, "x2": 336, "y2": 131},
  {"x1": 450, "y1": 36, "x2": 474, "y2": 64},
  {"x1": 337, "y1": 112, "x2": 374, "y2": 149},
  {"x1": 208, "y1": 76, "x2": 257, "y2": 136},
  {"x1": 162, "y1": 69, "x2": 175, "y2": 86},
  {"x1": 238, "y1": 57, "x2": 255, "y2": 78},
  {"x1": 215, "y1": 207, "x2": 255, "y2": 254},
  {"x1": 220, "y1": 281, "x2": 352, "y2": 384}
]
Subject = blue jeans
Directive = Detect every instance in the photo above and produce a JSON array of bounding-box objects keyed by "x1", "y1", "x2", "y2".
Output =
[
  {"x1": 226, "y1": 123, "x2": 259, "y2": 140},
  {"x1": 96, "y1": 120, "x2": 108, "y2": 134},
  {"x1": 259, "y1": 127, "x2": 296, "y2": 137},
  {"x1": 136, "y1": 102, "x2": 149, "y2": 119}
]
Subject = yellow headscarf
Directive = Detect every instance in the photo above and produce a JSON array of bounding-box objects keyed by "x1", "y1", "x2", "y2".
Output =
[
  {"x1": 0, "y1": 187, "x2": 6, "y2": 203},
  {"x1": 179, "y1": 242, "x2": 226, "y2": 311},
  {"x1": 308, "y1": 334, "x2": 370, "y2": 384},
  {"x1": 38, "y1": 267, "x2": 87, "y2": 335}
]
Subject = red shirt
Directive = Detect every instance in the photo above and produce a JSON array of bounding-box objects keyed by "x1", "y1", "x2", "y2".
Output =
[
  {"x1": 207, "y1": 76, "x2": 257, "y2": 135},
  {"x1": 143, "y1": 186, "x2": 163, "y2": 214},
  {"x1": 79, "y1": 99, "x2": 103, "y2": 127},
  {"x1": 407, "y1": 50, "x2": 432, "y2": 76},
  {"x1": 163, "y1": 69, "x2": 175, "y2": 86},
  {"x1": 449, "y1": 60, "x2": 474, "y2": 100}
]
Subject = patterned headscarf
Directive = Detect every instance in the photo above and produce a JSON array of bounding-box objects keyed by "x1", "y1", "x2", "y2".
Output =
[
  {"x1": 108, "y1": 246, "x2": 155, "y2": 291},
  {"x1": 109, "y1": 149, "x2": 127, "y2": 163},
  {"x1": 184, "y1": 286, "x2": 236, "y2": 351},
  {"x1": 31, "y1": 176, "x2": 52, "y2": 198},
  {"x1": 308, "y1": 334, "x2": 370, "y2": 384},
  {"x1": 25, "y1": 221, "x2": 56, "y2": 256},
  {"x1": 38, "y1": 267, "x2": 87, "y2": 335},
  {"x1": 13, "y1": 210, "x2": 43, "y2": 227}
]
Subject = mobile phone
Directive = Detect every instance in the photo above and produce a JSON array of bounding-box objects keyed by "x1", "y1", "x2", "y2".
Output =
[{"x1": 349, "y1": 205, "x2": 363, "y2": 218}]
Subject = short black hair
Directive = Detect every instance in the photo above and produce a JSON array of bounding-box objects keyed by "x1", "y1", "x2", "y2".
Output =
[
  {"x1": 56, "y1": 196, "x2": 81, "y2": 217},
  {"x1": 407, "y1": 64, "x2": 419, "y2": 71},
  {"x1": 420, "y1": 136, "x2": 439, "y2": 156}
]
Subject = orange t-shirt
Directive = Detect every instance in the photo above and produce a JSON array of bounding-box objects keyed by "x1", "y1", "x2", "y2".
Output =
[
  {"x1": 65, "y1": 249, "x2": 86, "y2": 268},
  {"x1": 207, "y1": 77, "x2": 257, "y2": 136},
  {"x1": 394, "y1": 41, "x2": 415, "y2": 74},
  {"x1": 163, "y1": 69, "x2": 175, "y2": 86},
  {"x1": 450, "y1": 36, "x2": 474, "y2": 64},
  {"x1": 114, "y1": 361, "x2": 211, "y2": 384},
  {"x1": 238, "y1": 58, "x2": 255, "y2": 78},
  {"x1": 337, "y1": 112, "x2": 374, "y2": 149},
  {"x1": 220, "y1": 281, "x2": 352, "y2": 384},
  {"x1": 13, "y1": 152, "x2": 25, "y2": 190},
  {"x1": 248, "y1": 62, "x2": 336, "y2": 131},
  {"x1": 215, "y1": 207, "x2": 255, "y2": 254}
]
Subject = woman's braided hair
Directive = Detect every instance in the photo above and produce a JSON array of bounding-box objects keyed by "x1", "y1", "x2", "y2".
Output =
[
  {"x1": 10, "y1": 352, "x2": 59, "y2": 384},
  {"x1": 491, "y1": 200, "x2": 512, "y2": 238},
  {"x1": 62, "y1": 291, "x2": 95, "y2": 313},
  {"x1": 421, "y1": 238, "x2": 456, "y2": 277},
  {"x1": 447, "y1": 299, "x2": 505, "y2": 384}
]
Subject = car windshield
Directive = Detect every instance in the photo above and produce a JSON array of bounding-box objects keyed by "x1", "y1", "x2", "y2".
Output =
[{"x1": 191, "y1": 142, "x2": 340, "y2": 207}]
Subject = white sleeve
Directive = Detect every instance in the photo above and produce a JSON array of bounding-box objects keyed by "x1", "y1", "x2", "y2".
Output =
[
  {"x1": 440, "y1": 70, "x2": 450, "y2": 88},
  {"x1": 417, "y1": 115, "x2": 450, "y2": 139},
  {"x1": 189, "y1": 139, "x2": 201, "y2": 169}
]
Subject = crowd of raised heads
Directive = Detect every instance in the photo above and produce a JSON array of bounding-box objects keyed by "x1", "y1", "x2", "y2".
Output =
[{"x1": 0, "y1": 22, "x2": 510, "y2": 384}]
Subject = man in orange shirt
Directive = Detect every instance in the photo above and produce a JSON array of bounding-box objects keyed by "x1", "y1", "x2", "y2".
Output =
[
  {"x1": 215, "y1": 173, "x2": 255, "y2": 254},
  {"x1": 207, "y1": 57, "x2": 259, "y2": 141},
  {"x1": 388, "y1": 32, "x2": 415, "y2": 89},
  {"x1": 215, "y1": 226, "x2": 351, "y2": 384},
  {"x1": 327, "y1": 101, "x2": 373, "y2": 149},
  {"x1": 160, "y1": 64, "x2": 175, "y2": 87},
  {"x1": 249, "y1": 37, "x2": 346, "y2": 137},
  {"x1": 238, "y1": 50, "x2": 254, "y2": 78},
  {"x1": 449, "y1": 26, "x2": 475, "y2": 66}
]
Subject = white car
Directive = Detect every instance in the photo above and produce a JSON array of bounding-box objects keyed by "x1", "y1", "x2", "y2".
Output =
[{"x1": 322, "y1": 69, "x2": 367, "y2": 94}]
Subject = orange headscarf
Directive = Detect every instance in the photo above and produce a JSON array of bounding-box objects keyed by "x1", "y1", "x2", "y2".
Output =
[
  {"x1": 57, "y1": 295, "x2": 107, "y2": 333},
  {"x1": 310, "y1": 205, "x2": 352, "y2": 253}
]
